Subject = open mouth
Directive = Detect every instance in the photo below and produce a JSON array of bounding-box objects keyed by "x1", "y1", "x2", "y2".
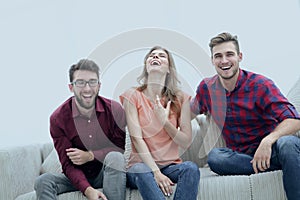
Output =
[
  {"x1": 151, "y1": 60, "x2": 161, "y2": 66},
  {"x1": 221, "y1": 66, "x2": 231, "y2": 71},
  {"x1": 82, "y1": 94, "x2": 92, "y2": 100}
]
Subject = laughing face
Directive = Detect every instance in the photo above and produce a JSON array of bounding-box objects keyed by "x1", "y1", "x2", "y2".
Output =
[
  {"x1": 69, "y1": 70, "x2": 100, "y2": 111},
  {"x1": 145, "y1": 49, "x2": 170, "y2": 74},
  {"x1": 212, "y1": 41, "x2": 242, "y2": 80}
]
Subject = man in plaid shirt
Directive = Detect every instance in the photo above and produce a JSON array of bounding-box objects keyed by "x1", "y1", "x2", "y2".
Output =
[{"x1": 191, "y1": 32, "x2": 300, "y2": 200}]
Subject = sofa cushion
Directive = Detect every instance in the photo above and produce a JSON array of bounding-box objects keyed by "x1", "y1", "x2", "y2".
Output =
[
  {"x1": 199, "y1": 168, "x2": 251, "y2": 200},
  {"x1": 250, "y1": 170, "x2": 287, "y2": 200},
  {"x1": 40, "y1": 149, "x2": 62, "y2": 174}
]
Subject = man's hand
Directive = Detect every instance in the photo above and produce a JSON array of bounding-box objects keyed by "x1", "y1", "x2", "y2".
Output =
[
  {"x1": 84, "y1": 186, "x2": 107, "y2": 200},
  {"x1": 250, "y1": 138, "x2": 273, "y2": 173},
  {"x1": 153, "y1": 170, "x2": 174, "y2": 197},
  {"x1": 66, "y1": 148, "x2": 94, "y2": 165}
]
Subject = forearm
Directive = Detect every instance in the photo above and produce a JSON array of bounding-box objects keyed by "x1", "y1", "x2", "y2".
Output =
[
  {"x1": 264, "y1": 118, "x2": 300, "y2": 144},
  {"x1": 131, "y1": 137, "x2": 160, "y2": 172},
  {"x1": 92, "y1": 147, "x2": 123, "y2": 161},
  {"x1": 163, "y1": 121, "x2": 191, "y2": 148}
]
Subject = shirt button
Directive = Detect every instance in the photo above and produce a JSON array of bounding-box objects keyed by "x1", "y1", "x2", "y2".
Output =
[
  {"x1": 227, "y1": 108, "x2": 231, "y2": 112},
  {"x1": 88, "y1": 120, "x2": 91, "y2": 123},
  {"x1": 89, "y1": 135, "x2": 92, "y2": 138}
]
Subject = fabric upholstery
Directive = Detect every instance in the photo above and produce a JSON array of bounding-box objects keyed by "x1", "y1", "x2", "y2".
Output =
[
  {"x1": 287, "y1": 76, "x2": 300, "y2": 137},
  {"x1": 250, "y1": 170, "x2": 287, "y2": 200},
  {"x1": 40, "y1": 149, "x2": 62, "y2": 174},
  {"x1": 0, "y1": 144, "x2": 42, "y2": 200},
  {"x1": 199, "y1": 168, "x2": 251, "y2": 200}
]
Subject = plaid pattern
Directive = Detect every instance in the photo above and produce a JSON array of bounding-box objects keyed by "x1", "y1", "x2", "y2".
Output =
[{"x1": 191, "y1": 69, "x2": 300, "y2": 155}]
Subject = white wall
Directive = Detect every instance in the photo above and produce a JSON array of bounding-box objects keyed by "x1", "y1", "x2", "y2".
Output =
[{"x1": 1, "y1": 0, "x2": 299, "y2": 147}]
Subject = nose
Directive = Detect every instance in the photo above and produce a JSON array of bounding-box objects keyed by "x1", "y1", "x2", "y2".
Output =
[
  {"x1": 221, "y1": 56, "x2": 229, "y2": 63},
  {"x1": 83, "y1": 82, "x2": 92, "y2": 90},
  {"x1": 153, "y1": 54, "x2": 159, "y2": 59}
]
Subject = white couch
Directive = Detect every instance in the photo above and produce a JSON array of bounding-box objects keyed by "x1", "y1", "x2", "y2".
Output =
[{"x1": 1, "y1": 76, "x2": 299, "y2": 200}]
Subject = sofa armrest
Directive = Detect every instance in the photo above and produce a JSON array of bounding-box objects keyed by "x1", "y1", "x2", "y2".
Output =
[
  {"x1": 0, "y1": 144, "x2": 43, "y2": 199},
  {"x1": 181, "y1": 114, "x2": 226, "y2": 167}
]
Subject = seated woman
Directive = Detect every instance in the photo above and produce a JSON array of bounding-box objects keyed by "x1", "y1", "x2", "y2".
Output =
[{"x1": 120, "y1": 46, "x2": 200, "y2": 200}]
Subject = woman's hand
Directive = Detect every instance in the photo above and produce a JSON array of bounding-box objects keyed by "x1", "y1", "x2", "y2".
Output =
[
  {"x1": 153, "y1": 95, "x2": 171, "y2": 126},
  {"x1": 153, "y1": 170, "x2": 174, "y2": 197}
]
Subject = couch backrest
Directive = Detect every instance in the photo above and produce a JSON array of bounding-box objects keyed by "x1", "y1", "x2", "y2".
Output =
[{"x1": 287, "y1": 76, "x2": 300, "y2": 136}]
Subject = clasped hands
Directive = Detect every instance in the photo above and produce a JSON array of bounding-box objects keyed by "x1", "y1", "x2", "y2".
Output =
[{"x1": 153, "y1": 95, "x2": 171, "y2": 125}]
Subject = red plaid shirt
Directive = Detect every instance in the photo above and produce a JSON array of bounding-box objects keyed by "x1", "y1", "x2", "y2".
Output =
[{"x1": 191, "y1": 69, "x2": 300, "y2": 155}]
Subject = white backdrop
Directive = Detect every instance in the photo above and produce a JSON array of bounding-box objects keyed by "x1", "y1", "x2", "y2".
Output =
[{"x1": 0, "y1": 0, "x2": 299, "y2": 147}]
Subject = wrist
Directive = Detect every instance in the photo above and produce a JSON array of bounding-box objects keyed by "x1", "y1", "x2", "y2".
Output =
[
  {"x1": 88, "y1": 151, "x2": 94, "y2": 161},
  {"x1": 84, "y1": 186, "x2": 93, "y2": 196}
]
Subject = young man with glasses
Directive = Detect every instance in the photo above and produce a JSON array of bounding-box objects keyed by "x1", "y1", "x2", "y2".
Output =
[{"x1": 34, "y1": 59, "x2": 126, "y2": 200}]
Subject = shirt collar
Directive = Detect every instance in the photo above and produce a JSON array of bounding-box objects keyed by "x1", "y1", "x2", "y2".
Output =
[{"x1": 213, "y1": 68, "x2": 246, "y2": 92}]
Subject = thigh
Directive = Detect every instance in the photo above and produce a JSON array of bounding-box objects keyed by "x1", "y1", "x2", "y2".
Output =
[
  {"x1": 270, "y1": 135, "x2": 300, "y2": 170},
  {"x1": 126, "y1": 163, "x2": 153, "y2": 188},
  {"x1": 160, "y1": 162, "x2": 198, "y2": 183},
  {"x1": 208, "y1": 147, "x2": 254, "y2": 175},
  {"x1": 39, "y1": 172, "x2": 77, "y2": 195}
]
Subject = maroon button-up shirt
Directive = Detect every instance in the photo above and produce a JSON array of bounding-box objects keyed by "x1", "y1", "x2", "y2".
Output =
[{"x1": 50, "y1": 96, "x2": 126, "y2": 193}]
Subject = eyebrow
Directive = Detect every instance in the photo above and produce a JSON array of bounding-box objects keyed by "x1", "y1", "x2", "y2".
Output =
[
  {"x1": 150, "y1": 52, "x2": 167, "y2": 56},
  {"x1": 213, "y1": 51, "x2": 235, "y2": 57}
]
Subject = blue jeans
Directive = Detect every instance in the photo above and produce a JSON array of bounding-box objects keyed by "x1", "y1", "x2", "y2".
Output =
[
  {"x1": 34, "y1": 152, "x2": 126, "y2": 200},
  {"x1": 127, "y1": 161, "x2": 200, "y2": 200},
  {"x1": 207, "y1": 135, "x2": 300, "y2": 200}
]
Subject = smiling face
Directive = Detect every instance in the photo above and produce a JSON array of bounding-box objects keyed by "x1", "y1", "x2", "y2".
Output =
[
  {"x1": 69, "y1": 70, "x2": 100, "y2": 112},
  {"x1": 145, "y1": 49, "x2": 170, "y2": 74},
  {"x1": 212, "y1": 41, "x2": 242, "y2": 81}
]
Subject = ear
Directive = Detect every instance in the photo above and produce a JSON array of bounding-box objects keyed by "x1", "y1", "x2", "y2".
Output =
[
  {"x1": 68, "y1": 84, "x2": 74, "y2": 92},
  {"x1": 238, "y1": 52, "x2": 243, "y2": 62}
]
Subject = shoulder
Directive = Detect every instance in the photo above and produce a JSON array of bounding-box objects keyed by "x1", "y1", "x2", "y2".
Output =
[
  {"x1": 199, "y1": 75, "x2": 218, "y2": 88},
  {"x1": 244, "y1": 70, "x2": 276, "y2": 89},
  {"x1": 120, "y1": 87, "x2": 141, "y2": 103},
  {"x1": 98, "y1": 96, "x2": 123, "y2": 111},
  {"x1": 175, "y1": 90, "x2": 191, "y2": 103},
  {"x1": 50, "y1": 97, "x2": 73, "y2": 123}
]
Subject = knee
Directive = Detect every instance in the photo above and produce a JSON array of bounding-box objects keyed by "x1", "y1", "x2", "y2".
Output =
[
  {"x1": 104, "y1": 152, "x2": 125, "y2": 171},
  {"x1": 207, "y1": 148, "x2": 221, "y2": 166},
  {"x1": 276, "y1": 135, "x2": 300, "y2": 155},
  {"x1": 181, "y1": 161, "x2": 200, "y2": 178},
  {"x1": 34, "y1": 173, "x2": 54, "y2": 191}
]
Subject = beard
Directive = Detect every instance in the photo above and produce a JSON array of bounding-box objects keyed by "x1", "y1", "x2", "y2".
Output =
[
  {"x1": 218, "y1": 67, "x2": 239, "y2": 80},
  {"x1": 74, "y1": 93, "x2": 97, "y2": 110}
]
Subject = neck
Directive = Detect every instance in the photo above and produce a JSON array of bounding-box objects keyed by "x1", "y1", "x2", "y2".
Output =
[
  {"x1": 75, "y1": 102, "x2": 94, "y2": 118},
  {"x1": 220, "y1": 71, "x2": 239, "y2": 92},
  {"x1": 145, "y1": 73, "x2": 166, "y2": 100}
]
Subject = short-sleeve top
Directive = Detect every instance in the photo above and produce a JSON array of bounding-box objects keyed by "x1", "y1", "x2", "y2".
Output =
[{"x1": 120, "y1": 88, "x2": 190, "y2": 168}]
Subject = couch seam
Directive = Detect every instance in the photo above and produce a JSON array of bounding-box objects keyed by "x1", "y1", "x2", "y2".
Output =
[{"x1": 249, "y1": 176, "x2": 254, "y2": 200}]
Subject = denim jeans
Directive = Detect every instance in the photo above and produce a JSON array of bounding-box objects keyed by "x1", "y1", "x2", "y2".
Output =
[
  {"x1": 127, "y1": 161, "x2": 200, "y2": 200},
  {"x1": 34, "y1": 152, "x2": 126, "y2": 200},
  {"x1": 207, "y1": 135, "x2": 300, "y2": 200}
]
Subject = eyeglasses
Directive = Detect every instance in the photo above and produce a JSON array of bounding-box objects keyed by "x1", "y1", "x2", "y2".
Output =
[{"x1": 72, "y1": 79, "x2": 99, "y2": 88}]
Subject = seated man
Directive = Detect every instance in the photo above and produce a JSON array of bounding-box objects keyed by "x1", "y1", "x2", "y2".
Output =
[
  {"x1": 191, "y1": 32, "x2": 300, "y2": 200},
  {"x1": 34, "y1": 59, "x2": 126, "y2": 200}
]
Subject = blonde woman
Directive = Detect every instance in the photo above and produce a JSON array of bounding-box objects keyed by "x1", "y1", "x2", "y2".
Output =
[{"x1": 120, "y1": 46, "x2": 200, "y2": 200}]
